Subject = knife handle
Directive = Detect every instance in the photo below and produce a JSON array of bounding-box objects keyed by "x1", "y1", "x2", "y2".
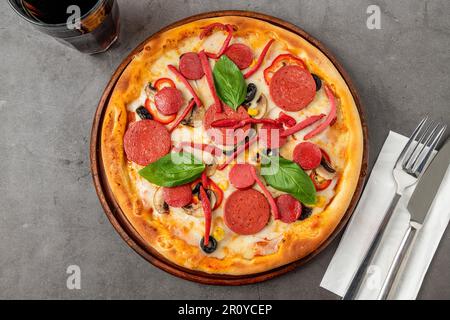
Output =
[
  {"x1": 377, "y1": 223, "x2": 419, "y2": 300},
  {"x1": 343, "y1": 193, "x2": 402, "y2": 300}
]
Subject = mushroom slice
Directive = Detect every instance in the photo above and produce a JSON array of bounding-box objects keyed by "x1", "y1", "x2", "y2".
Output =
[
  {"x1": 182, "y1": 202, "x2": 204, "y2": 217},
  {"x1": 247, "y1": 93, "x2": 268, "y2": 119},
  {"x1": 315, "y1": 165, "x2": 336, "y2": 180},
  {"x1": 153, "y1": 187, "x2": 169, "y2": 214},
  {"x1": 207, "y1": 189, "x2": 217, "y2": 210},
  {"x1": 181, "y1": 103, "x2": 205, "y2": 128}
]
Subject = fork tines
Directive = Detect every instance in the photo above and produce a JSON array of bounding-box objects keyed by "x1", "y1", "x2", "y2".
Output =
[{"x1": 401, "y1": 117, "x2": 447, "y2": 177}]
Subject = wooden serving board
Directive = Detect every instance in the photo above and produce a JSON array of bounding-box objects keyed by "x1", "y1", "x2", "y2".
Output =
[{"x1": 90, "y1": 10, "x2": 369, "y2": 285}]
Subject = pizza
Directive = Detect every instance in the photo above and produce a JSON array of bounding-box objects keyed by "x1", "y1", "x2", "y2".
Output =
[{"x1": 101, "y1": 16, "x2": 363, "y2": 275}]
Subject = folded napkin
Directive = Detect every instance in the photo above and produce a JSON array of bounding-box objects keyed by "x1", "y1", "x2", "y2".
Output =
[{"x1": 320, "y1": 131, "x2": 450, "y2": 299}]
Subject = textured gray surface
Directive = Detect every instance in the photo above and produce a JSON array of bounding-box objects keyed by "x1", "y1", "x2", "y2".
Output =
[{"x1": 0, "y1": 0, "x2": 449, "y2": 300}]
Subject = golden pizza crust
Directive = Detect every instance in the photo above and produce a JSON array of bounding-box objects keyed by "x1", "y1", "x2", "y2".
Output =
[{"x1": 101, "y1": 16, "x2": 363, "y2": 275}]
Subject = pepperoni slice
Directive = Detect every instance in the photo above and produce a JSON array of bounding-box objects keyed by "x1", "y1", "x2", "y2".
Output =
[
  {"x1": 275, "y1": 194, "x2": 302, "y2": 223},
  {"x1": 224, "y1": 43, "x2": 253, "y2": 70},
  {"x1": 269, "y1": 65, "x2": 316, "y2": 112},
  {"x1": 293, "y1": 142, "x2": 322, "y2": 170},
  {"x1": 259, "y1": 122, "x2": 287, "y2": 149},
  {"x1": 154, "y1": 87, "x2": 184, "y2": 115},
  {"x1": 229, "y1": 164, "x2": 255, "y2": 189},
  {"x1": 179, "y1": 52, "x2": 204, "y2": 80},
  {"x1": 203, "y1": 104, "x2": 251, "y2": 146},
  {"x1": 163, "y1": 184, "x2": 192, "y2": 208},
  {"x1": 224, "y1": 189, "x2": 270, "y2": 235},
  {"x1": 123, "y1": 120, "x2": 171, "y2": 166}
]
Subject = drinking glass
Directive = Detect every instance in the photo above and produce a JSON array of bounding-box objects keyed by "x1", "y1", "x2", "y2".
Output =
[{"x1": 8, "y1": 0, "x2": 120, "y2": 54}]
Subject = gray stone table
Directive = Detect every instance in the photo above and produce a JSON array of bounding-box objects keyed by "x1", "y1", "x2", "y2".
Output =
[{"x1": 0, "y1": 0, "x2": 449, "y2": 299}]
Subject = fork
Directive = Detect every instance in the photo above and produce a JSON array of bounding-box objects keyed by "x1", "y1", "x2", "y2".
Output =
[{"x1": 343, "y1": 117, "x2": 446, "y2": 300}]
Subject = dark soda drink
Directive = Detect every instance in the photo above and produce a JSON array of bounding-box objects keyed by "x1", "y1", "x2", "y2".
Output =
[
  {"x1": 21, "y1": 0, "x2": 100, "y2": 24},
  {"x1": 8, "y1": 0, "x2": 120, "y2": 54}
]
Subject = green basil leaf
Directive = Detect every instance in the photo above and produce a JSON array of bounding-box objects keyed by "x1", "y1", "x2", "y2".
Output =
[
  {"x1": 261, "y1": 156, "x2": 316, "y2": 205},
  {"x1": 138, "y1": 152, "x2": 205, "y2": 187},
  {"x1": 213, "y1": 55, "x2": 247, "y2": 110}
]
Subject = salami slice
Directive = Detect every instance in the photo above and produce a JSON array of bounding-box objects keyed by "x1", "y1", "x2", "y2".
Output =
[
  {"x1": 275, "y1": 194, "x2": 302, "y2": 223},
  {"x1": 155, "y1": 87, "x2": 184, "y2": 115},
  {"x1": 123, "y1": 120, "x2": 171, "y2": 166},
  {"x1": 163, "y1": 184, "x2": 192, "y2": 208},
  {"x1": 203, "y1": 104, "x2": 251, "y2": 146},
  {"x1": 229, "y1": 164, "x2": 255, "y2": 189},
  {"x1": 269, "y1": 65, "x2": 316, "y2": 111},
  {"x1": 179, "y1": 52, "x2": 204, "y2": 80},
  {"x1": 224, "y1": 189, "x2": 270, "y2": 235},
  {"x1": 259, "y1": 122, "x2": 287, "y2": 149},
  {"x1": 224, "y1": 43, "x2": 253, "y2": 70},
  {"x1": 293, "y1": 142, "x2": 322, "y2": 170}
]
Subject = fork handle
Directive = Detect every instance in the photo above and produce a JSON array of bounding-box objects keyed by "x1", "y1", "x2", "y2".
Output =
[
  {"x1": 377, "y1": 223, "x2": 419, "y2": 299},
  {"x1": 343, "y1": 193, "x2": 401, "y2": 300}
]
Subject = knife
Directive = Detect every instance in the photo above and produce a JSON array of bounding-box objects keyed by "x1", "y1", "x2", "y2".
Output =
[{"x1": 377, "y1": 137, "x2": 450, "y2": 299}]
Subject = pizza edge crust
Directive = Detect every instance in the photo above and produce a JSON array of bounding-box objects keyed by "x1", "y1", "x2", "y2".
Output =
[{"x1": 100, "y1": 16, "x2": 363, "y2": 275}]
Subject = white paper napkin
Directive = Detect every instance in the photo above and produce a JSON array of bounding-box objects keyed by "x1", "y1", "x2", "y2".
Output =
[{"x1": 320, "y1": 131, "x2": 450, "y2": 299}]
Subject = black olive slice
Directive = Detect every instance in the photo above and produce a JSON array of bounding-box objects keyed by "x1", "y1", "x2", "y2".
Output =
[
  {"x1": 321, "y1": 156, "x2": 336, "y2": 173},
  {"x1": 200, "y1": 236, "x2": 217, "y2": 254},
  {"x1": 135, "y1": 106, "x2": 153, "y2": 120},
  {"x1": 312, "y1": 74, "x2": 322, "y2": 91},
  {"x1": 192, "y1": 182, "x2": 202, "y2": 196},
  {"x1": 243, "y1": 83, "x2": 257, "y2": 104},
  {"x1": 299, "y1": 206, "x2": 313, "y2": 221}
]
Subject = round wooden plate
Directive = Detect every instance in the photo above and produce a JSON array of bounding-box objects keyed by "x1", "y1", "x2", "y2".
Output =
[{"x1": 90, "y1": 10, "x2": 369, "y2": 285}]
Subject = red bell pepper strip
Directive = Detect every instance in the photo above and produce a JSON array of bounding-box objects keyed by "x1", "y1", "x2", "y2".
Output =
[
  {"x1": 234, "y1": 118, "x2": 279, "y2": 128},
  {"x1": 211, "y1": 117, "x2": 279, "y2": 129},
  {"x1": 168, "y1": 99, "x2": 196, "y2": 133},
  {"x1": 199, "y1": 185, "x2": 212, "y2": 246},
  {"x1": 144, "y1": 98, "x2": 176, "y2": 124},
  {"x1": 310, "y1": 170, "x2": 332, "y2": 191},
  {"x1": 280, "y1": 114, "x2": 326, "y2": 137},
  {"x1": 199, "y1": 50, "x2": 222, "y2": 112},
  {"x1": 207, "y1": 178, "x2": 223, "y2": 210},
  {"x1": 167, "y1": 65, "x2": 203, "y2": 108},
  {"x1": 191, "y1": 176, "x2": 224, "y2": 211},
  {"x1": 174, "y1": 141, "x2": 223, "y2": 157},
  {"x1": 210, "y1": 119, "x2": 239, "y2": 128},
  {"x1": 199, "y1": 23, "x2": 227, "y2": 39},
  {"x1": 249, "y1": 165, "x2": 280, "y2": 220},
  {"x1": 243, "y1": 39, "x2": 274, "y2": 79},
  {"x1": 263, "y1": 53, "x2": 307, "y2": 84},
  {"x1": 127, "y1": 111, "x2": 136, "y2": 123},
  {"x1": 201, "y1": 171, "x2": 209, "y2": 189},
  {"x1": 277, "y1": 112, "x2": 297, "y2": 128},
  {"x1": 304, "y1": 85, "x2": 337, "y2": 140},
  {"x1": 126, "y1": 111, "x2": 136, "y2": 130},
  {"x1": 200, "y1": 23, "x2": 234, "y2": 59},
  {"x1": 154, "y1": 77, "x2": 176, "y2": 91},
  {"x1": 218, "y1": 135, "x2": 258, "y2": 170}
]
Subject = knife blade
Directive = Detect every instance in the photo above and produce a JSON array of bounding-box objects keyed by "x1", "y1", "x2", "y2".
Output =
[
  {"x1": 378, "y1": 136, "x2": 450, "y2": 299},
  {"x1": 407, "y1": 137, "x2": 450, "y2": 223}
]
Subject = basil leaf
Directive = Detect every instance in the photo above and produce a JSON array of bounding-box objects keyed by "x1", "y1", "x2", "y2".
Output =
[
  {"x1": 138, "y1": 152, "x2": 205, "y2": 187},
  {"x1": 213, "y1": 55, "x2": 247, "y2": 110},
  {"x1": 261, "y1": 156, "x2": 316, "y2": 205}
]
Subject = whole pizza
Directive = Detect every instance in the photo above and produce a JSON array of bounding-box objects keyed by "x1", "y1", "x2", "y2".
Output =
[{"x1": 101, "y1": 16, "x2": 363, "y2": 275}]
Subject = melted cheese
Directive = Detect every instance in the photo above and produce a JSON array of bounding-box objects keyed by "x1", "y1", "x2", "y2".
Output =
[{"x1": 126, "y1": 32, "x2": 346, "y2": 260}]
